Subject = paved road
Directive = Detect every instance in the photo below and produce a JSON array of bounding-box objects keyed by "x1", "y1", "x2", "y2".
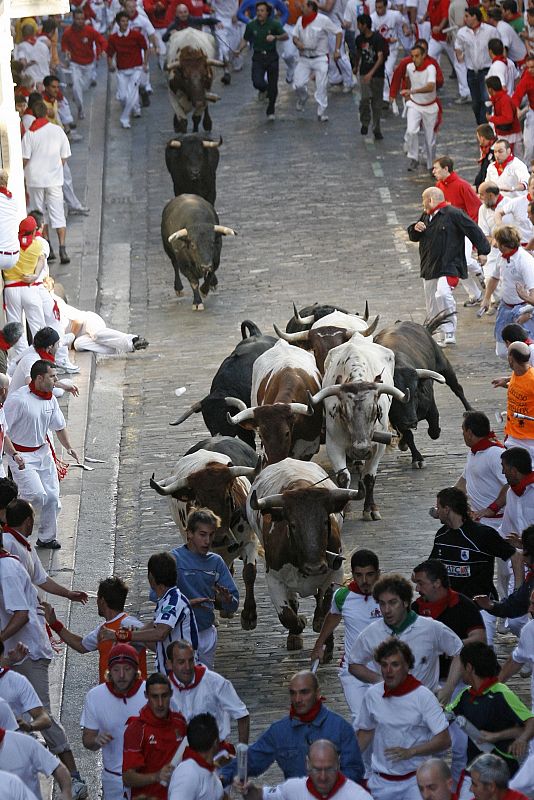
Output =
[{"x1": 56, "y1": 54, "x2": 530, "y2": 796}]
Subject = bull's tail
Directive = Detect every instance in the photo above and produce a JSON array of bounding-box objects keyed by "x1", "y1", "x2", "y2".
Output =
[
  {"x1": 424, "y1": 310, "x2": 457, "y2": 335},
  {"x1": 240, "y1": 320, "x2": 263, "y2": 339},
  {"x1": 169, "y1": 400, "x2": 203, "y2": 426}
]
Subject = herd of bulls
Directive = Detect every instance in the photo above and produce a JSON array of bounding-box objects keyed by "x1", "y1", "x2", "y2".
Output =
[{"x1": 150, "y1": 302, "x2": 474, "y2": 652}]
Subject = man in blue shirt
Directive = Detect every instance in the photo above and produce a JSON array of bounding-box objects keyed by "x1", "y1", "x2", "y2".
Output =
[{"x1": 172, "y1": 508, "x2": 239, "y2": 668}]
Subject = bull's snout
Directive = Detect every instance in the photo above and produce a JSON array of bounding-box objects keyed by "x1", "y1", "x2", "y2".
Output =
[
  {"x1": 302, "y1": 560, "x2": 328, "y2": 577},
  {"x1": 352, "y1": 445, "x2": 372, "y2": 461}
]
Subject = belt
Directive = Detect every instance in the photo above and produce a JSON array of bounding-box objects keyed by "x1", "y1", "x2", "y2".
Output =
[
  {"x1": 302, "y1": 53, "x2": 324, "y2": 58},
  {"x1": 0, "y1": 250, "x2": 19, "y2": 256},
  {"x1": 255, "y1": 49, "x2": 276, "y2": 55},
  {"x1": 503, "y1": 301, "x2": 523, "y2": 308},
  {"x1": 378, "y1": 771, "x2": 417, "y2": 782},
  {"x1": 4, "y1": 281, "x2": 43, "y2": 288},
  {"x1": 409, "y1": 97, "x2": 438, "y2": 107},
  {"x1": 12, "y1": 443, "x2": 46, "y2": 452},
  {"x1": 103, "y1": 767, "x2": 122, "y2": 777}
]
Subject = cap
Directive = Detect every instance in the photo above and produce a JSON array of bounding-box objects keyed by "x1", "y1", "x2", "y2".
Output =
[
  {"x1": 18, "y1": 216, "x2": 37, "y2": 235},
  {"x1": 108, "y1": 643, "x2": 139, "y2": 667}
]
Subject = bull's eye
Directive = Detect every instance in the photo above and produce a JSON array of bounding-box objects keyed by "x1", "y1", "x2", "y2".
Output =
[{"x1": 237, "y1": 524, "x2": 244, "y2": 532}]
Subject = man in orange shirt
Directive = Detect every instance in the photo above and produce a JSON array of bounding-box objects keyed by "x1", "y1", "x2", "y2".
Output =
[{"x1": 494, "y1": 341, "x2": 534, "y2": 457}]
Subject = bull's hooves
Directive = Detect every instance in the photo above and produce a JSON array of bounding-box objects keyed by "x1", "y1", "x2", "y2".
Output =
[
  {"x1": 219, "y1": 610, "x2": 234, "y2": 619},
  {"x1": 287, "y1": 634, "x2": 304, "y2": 651},
  {"x1": 371, "y1": 510, "x2": 382, "y2": 520},
  {"x1": 362, "y1": 511, "x2": 372, "y2": 521},
  {"x1": 240, "y1": 615, "x2": 257, "y2": 631},
  {"x1": 398, "y1": 442, "x2": 408, "y2": 451},
  {"x1": 175, "y1": 290, "x2": 184, "y2": 297},
  {"x1": 312, "y1": 619, "x2": 323, "y2": 634},
  {"x1": 412, "y1": 460, "x2": 425, "y2": 469},
  {"x1": 192, "y1": 303, "x2": 205, "y2": 311}
]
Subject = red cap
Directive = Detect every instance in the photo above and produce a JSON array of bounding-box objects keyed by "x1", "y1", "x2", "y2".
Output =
[
  {"x1": 18, "y1": 216, "x2": 37, "y2": 235},
  {"x1": 108, "y1": 643, "x2": 139, "y2": 667}
]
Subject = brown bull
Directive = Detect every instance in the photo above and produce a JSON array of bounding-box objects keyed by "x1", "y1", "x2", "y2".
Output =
[{"x1": 168, "y1": 46, "x2": 216, "y2": 133}]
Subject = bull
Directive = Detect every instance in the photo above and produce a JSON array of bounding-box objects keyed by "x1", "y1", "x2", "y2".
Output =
[
  {"x1": 375, "y1": 313, "x2": 473, "y2": 468},
  {"x1": 150, "y1": 435, "x2": 260, "y2": 629},
  {"x1": 226, "y1": 339, "x2": 322, "y2": 464},
  {"x1": 161, "y1": 193, "x2": 236, "y2": 310},
  {"x1": 166, "y1": 30, "x2": 223, "y2": 133},
  {"x1": 170, "y1": 320, "x2": 276, "y2": 448},
  {"x1": 247, "y1": 458, "x2": 359, "y2": 651},
  {"x1": 286, "y1": 301, "x2": 369, "y2": 333},
  {"x1": 165, "y1": 133, "x2": 222, "y2": 205},
  {"x1": 309, "y1": 336, "x2": 408, "y2": 520}
]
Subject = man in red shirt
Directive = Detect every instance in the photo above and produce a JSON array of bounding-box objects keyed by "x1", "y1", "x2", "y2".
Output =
[
  {"x1": 123, "y1": 672, "x2": 187, "y2": 798},
  {"x1": 513, "y1": 55, "x2": 534, "y2": 169},
  {"x1": 425, "y1": 0, "x2": 469, "y2": 101},
  {"x1": 433, "y1": 155, "x2": 485, "y2": 306},
  {"x1": 107, "y1": 11, "x2": 148, "y2": 129},
  {"x1": 61, "y1": 9, "x2": 107, "y2": 120}
]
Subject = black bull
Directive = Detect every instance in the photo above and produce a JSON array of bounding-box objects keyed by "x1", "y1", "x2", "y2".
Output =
[{"x1": 165, "y1": 134, "x2": 221, "y2": 206}]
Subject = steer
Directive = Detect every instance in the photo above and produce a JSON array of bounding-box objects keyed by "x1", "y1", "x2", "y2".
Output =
[
  {"x1": 246, "y1": 458, "x2": 359, "y2": 651},
  {"x1": 165, "y1": 134, "x2": 221, "y2": 205},
  {"x1": 161, "y1": 193, "x2": 236, "y2": 309},
  {"x1": 150, "y1": 436, "x2": 260, "y2": 630},
  {"x1": 171, "y1": 320, "x2": 276, "y2": 448},
  {"x1": 226, "y1": 339, "x2": 322, "y2": 464},
  {"x1": 375, "y1": 313, "x2": 473, "y2": 468},
  {"x1": 309, "y1": 336, "x2": 408, "y2": 520},
  {"x1": 166, "y1": 30, "x2": 222, "y2": 133}
]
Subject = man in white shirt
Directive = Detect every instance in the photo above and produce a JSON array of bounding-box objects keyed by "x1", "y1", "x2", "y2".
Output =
[
  {"x1": 168, "y1": 639, "x2": 249, "y2": 743},
  {"x1": 0, "y1": 769, "x2": 40, "y2": 800},
  {"x1": 0, "y1": 170, "x2": 20, "y2": 271},
  {"x1": 0, "y1": 640, "x2": 51, "y2": 734},
  {"x1": 487, "y1": 7, "x2": 527, "y2": 65},
  {"x1": 3, "y1": 360, "x2": 80, "y2": 549},
  {"x1": 493, "y1": 172, "x2": 534, "y2": 246},
  {"x1": 402, "y1": 43, "x2": 438, "y2": 172},
  {"x1": 169, "y1": 712, "x2": 225, "y2": 799},
  {"x1": 317, "y1": 0, "x2": 354, "y2": 92},
  {"x1": 487, "y1": 38, "x2": 518, "y2": 96},
  {"x1": 477, "y1": 181, "x2": 512, "y2": 306},
  {"x1": 371, "y1": 0, "x2": 404, "y2": 101},
  {"x1": 455, "y1": 7, "x2": 500, "y2": 124},
  {"x1": 81, "y1": 643, "x2": 146, "y2": 800},
  {"x1": 0, "y1": 727, "x2": 72, "y2": 800},
  {"x1": 14, "y1": 25, "x2": 51, "y2": 86},
  {"x1": 292, "y1": 0, "x2": 343, "y2": 122},
  {"x1": 9, "y1": 328, "x2": 80, "y2": 395},
  {"x1": 0, "y1": 697, "x2": 18, "y2": 730},
  {"x1": 486, "y1": 139, "x2": 530, "y2": 199},
  {"x1": 121, "y1": 0, "x2": 159, "y2": 99},
  {"x1": 357, "y1": 639, "x2": 450, "y2": 800}
]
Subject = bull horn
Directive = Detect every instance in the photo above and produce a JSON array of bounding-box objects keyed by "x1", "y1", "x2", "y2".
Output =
[
  {"x1": 377, "y1": 384, "x2": 411, "y2": 404},
  {"x1": 249, "y1": 490, "x2": 285, "y2": 511},
  {"x1": 206, "y1": 58, "x2": 225, "y2": 66},
  {"x1": 225, "y1": 396, "x2": 248, "y2": 412},
  {"x1": 202, "y1": 136, "x2": 223, "y2": 148},
  {"x1": 308, "y1": 385, "x2": 343, "y2": 405},
  {"x1": 273, "y1": 323, "x2": 309, "y2": 343},
  {"x1": 361, "y1": 314, "x2": 380, "y2": 337},
  {"x1": 205, "y1": 92, "x2": 221, "y2": 102},
  {"x1": 168, "y1": 228, "x2": 188, "y2": 244},
  {"x1": 227, "y1": 406, "x2": 257, "y2": 425},
  {"x1": 288, "y1": 402, "x2": 314, "y2": 417},
  {"x1": 363, "y1": 300, "x2": 369, "y2": 321},
  {"x1": 328, "y1": 488, "x2": 363, "y2": 504},
  {"x1": 169, "y1": 140, "x2": 182, "y2": 149},
  {"x1": 415, "y1": 369, "x2": 446, "y2": 384},
  {"x1": 150, "y1": 473, "x2": 189, "y2": 495},
  {"x1": 166, "y1": 60, "x2": 179, "y2": 70},
  {"x1": 227, "y1": 465, "x2": 258, "y2": 478},
  {"x1": 213, "y1": 225, "x2": 237, "y2": 236},
  {"x1": 292, "y1": 304, "x2": 315, "y2": 326},
  {"x1": 170, "y1": 400, "x2": 202, "y2": 426}
]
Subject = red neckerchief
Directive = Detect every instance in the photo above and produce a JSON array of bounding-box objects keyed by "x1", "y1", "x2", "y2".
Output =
[
  {"x1": 431, "y1": 201, "x2": 449, "y2": 215},
  {"x1": 29, "y1": 118, "x2": 49, "y2": 132},
  {"x1": 289, "y1": 699, "x2": 323, "y2": 723},
  {"x1": 3, "y1": 526, "x2": 31, "y2": 552},
  {"x1": 35, "y1": 349, "x2": 55, "y2": 364},
  {"x1": 24, "y1": 36, "x2": 37, "y2": 44},
  {"x1": 306, "y1": 773, "x2": 347, "y2": 799},
  {"x1": 383, "y1": 674, "x2": 422, "y2": 698},
  {"x1": 0, "y1": 334, "x2": 11, "y2": 352},
  {"x1": 0, "y1": 187, "x2": 12, "y2": 199},
  {"x1": 302, "y1": 11, "x2": 318, "y2": 27},
  {"x1": 170, "y1": 664, "x2": 206, "y2": 691},
  {"x1": 495, "y1": 194, "x2": 504, "y2": 207},
  {"x1": 182, "y1": 746, "x2": 215, "y2": 772},
  {"x1": 18, "y1": 231, "x2": 35, "y2": 251},
  {"x1": 414, "y1": 58, "x2": 430, "y2": 72},
  {"x1": 492, "y1": 55, "x2": 508, "y2": 64},
  {"x1": 134, "y1": 703, "x2": 187, "y2": 732},
  {"x1": 526, "y1": 338, "x2": 534, "y2": 345},
  {"x1": 348, "y1": 579, "x2": 371, "y2": 603},
  {"x1": 28, "y1": 381, "x2": 52, "y2": 400},
  {"x1": 468, "y1": 676, "x2": 499, "y2": 701},
  {"x1": 471, "y1": 432, "x2": 504, "y2": 454},
  {"x1": 503, "y1": 247, "x2": 519, "y2": 262},
  {"x1": 105, "y1": 677, "x2": 143, "y2": 704},
  {"x1": 527, "y1": 194, "x2": 532, "y2": 202},
  {"x1": 0, "y1": 728, "x2": 5, "y2": 745},
  {"x1": 41, "y1": 91, "x2": 55, "y2": 104},
  {"x1": 495, "y1": 153, "x2": 514, "y2": 175},
  {"x1": 510, "y1": 472, "x2": 534, "y2": 497},
  {"x1": 415, "y1": 589, "x2": 460, "y2": 619},
  {"x1": 479, "y1": 139, "x2": 496, "y2": 163}
]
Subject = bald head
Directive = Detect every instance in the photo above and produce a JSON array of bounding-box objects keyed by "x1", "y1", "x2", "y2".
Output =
[
  {"x1": 290, "y1": 670, "x2": 319, "y2": 691},
  {"x1": 0, "y1": 374, "x2": 10, "y2": 390},
  {"x1": 308, "y1": 740, "x2": 338, "y2": 761},
  {"x1": 417, "y1": 759, "x2": 453, "y2": 800},
  {"x1": 176, "y1": 3, "x2": 189, "y2": 18},
  {"x1": 289, "y1": 670, "x2": 320, "y2": 716},
  {"x1": 422, "y1": 187, "x2": 445, "y2": 213},
  {"x1": 478, "y1": 182, "x2": 500, "y2": 207}
]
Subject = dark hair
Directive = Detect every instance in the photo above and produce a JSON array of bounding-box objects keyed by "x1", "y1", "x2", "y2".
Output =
[
  {"x1": 488, "y1": 38, "x2": 504, "y2": 56},
  {"x1": 411, "y1": 44, "x2": 425, "y2": 55},
  {"x1": 27, "y1": 92, "x2": 43, "y2": 112},
  {"x1": 495, "y1": 138, "x2": 511, "y2": 150},
  {"x1": 486, "y1": 75, "x2": 502, "y2": 92},
  {"x1": 463, "y1": 411, "x2": 491, "y2": 438},
  {"x1": 372, "y1": 574, "x2": 413, "y2": 605},
  {"x1": 502, "y1": 323, "x2": 529, "y2": 344},
  {"x1": 351, "y1": 548, "x2": 379, "y2": 572},
  {"x1": 30, "y1": 359, "x2": 54, "y2": 380},
  {"x1": 187, "y1": 713, "x2": 219, "y2": 752},
  {"x1": 522, "y1": 526, "x2": 534, "y2": 560},
  {"x1": 460, "y1": 642, "x2": 499, "y2": 677},
  {"x1": 43, "y1": 75, "x2": 59, "y2": 88},
  {"x1": 5, "y1": 499, "x2": 33, "y2": 527},
  {"x1": 488, "y1": 6, "x2": 503, "y2": 20},
  {"x1": 502, "y1": 0, "x2": 518, "y2": 12},
  {"x1": 146, "y1": 672, "x2": 172, "y2": 692},
  {"x1": 32, "y1": 100, "x2": 48, "y2": 120},
  {"x1": 72, "y1": 7, "x2": 85, "y2": 14},
  {"x1": 0, "y1": 478, "x2": 18, "y2": 511},
  {"x1": 415, "y1": 38, "x2": 428, "y2": 50},
  {"x1": 477, "y1": 123, "x2": 496, "y2": 141},
  {"x1": 33, "y1": 327, "x2": 60, "y2": 350},
  {"x1": 1, "y1": 323, "x2": 23, "y2": 346},
  {"x1": 528, "y1": 7, "x2": 534, "y2": 15},
  {"x1": 376, "y1": 0, "x2": 388, "y2": 5},
  {"x1": 434, "y1": 156, "x2": 454, "y2": 172},
  {"x1": 147, "y1": 552, "x2": 177, "y2": 587},
  {"x1": 436, "y1": 487, "x2": 469, "y2": 519},
  {"x1": 97, "y1": 576, "x2": 128, "y2": 610},
  {"x1": 115, "y1": 10, "x2": 129, "y2": 23},
  {"x1": 41, "y1": 19, "x2": 57, "y2": 34},
  {"x1": 28, "y1": 209, "x2": 44, "y2": 228},
  {"x1": 501, "y1": 447, "x2": 533, "y2": 475},
  {"x1": 481, "y1": 183, "x2": 501, "y2": 198},
  {"x1": 413, "y1": 559, "x2": 450, "y2": 588},
  {"x1": 357, "y1": 13, "x2": 372, "y2": 28},
  {"x1": 375, "y1": 639, "x2": 415, "y2": 668},
  {"x1": 187, "y1": 508, "x2": 220, "y2": 533},
  {"x1": 466, "y1": 5, "x2": 483, "y2": 20}
]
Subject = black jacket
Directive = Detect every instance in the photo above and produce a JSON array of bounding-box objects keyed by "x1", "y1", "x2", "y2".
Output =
[
  {"x1": 407, "y1": 205, "x2": 491, "y2": 281},
  {"x1": 488, "y1": 573, "x2": 534, "y2": 619}
]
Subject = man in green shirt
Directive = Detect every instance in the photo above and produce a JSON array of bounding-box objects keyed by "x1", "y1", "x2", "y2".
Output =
[{"x1": 238, "y1": 1, "x2": 288, "y2": 120}]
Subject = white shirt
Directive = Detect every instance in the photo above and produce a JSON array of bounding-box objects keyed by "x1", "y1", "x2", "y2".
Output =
[
  {"x1": 154, "y1": 587, "x2": 198, "y2": 674},
  {"x1": 455, "y1": 23, "x2": 498, "y2": 71},
  {"x1": 0, "y1": 697, "x2": 18, "y2": 730},
  {"x1": 0, "y1": 554, "x2": 53, "y2": 661},
  {"x1": 0, "y1": 770, "x2": 39, "y2": 800},
  {"x1": 81, "y1": 680, "x2": 146, "y2": 775},
  {"x1": 168, "y1": 758, "x2": 224, "y2": 800},
  {"x1": 405, "y1": 0, "x2": 427, "y2": 22},
  {"x1": 261, "y1": 776, "x2": 372, "y2": 799},
  {"x1": 358, "y1": 682, "x2": 449, "y2": 775},
  {"x1": 496, "y1": 19, "x2": 527, "y2": 63},
  {"x1": 488, "y1": 56, "x2": 518, "y2": 96},
  {"x1": 81, "y1": 611, "x2": 144, "y2": 651},
  {"x1": 112, "y1": 9, "x2": 155, "y2": 36},
  {"x1": 330, "y1": 585, "x2": 382, "y2": 672},
  {"x1": 293, "y1": 13, "x2": 342, "y2": 56},
  {"x1": 461, "y1": 445, "x2": 508, "y2": 522},
  {"x1": 3, "y1": 385, "x2": 66, "y2": 448},
  {"x1": 490, "y1": 247, "x2": 534, "y2": 304},
  {"x1": 169, "y1": 668, "x2": 248, "y2": 740},
  {"x1": 371, "y1": 9, "x2": 403, "y2": 47},
  {"x1": 486, "y1": 156, "x2": 530, "y2": 198},
  {"x1": 21, "y1": 124, "x2": 71, "y2": 188},
  {"x1": 0, "y1": 191, "x2": 20, "y2": 253},
  {"x1": 0, "y1": 730, "x2": 59, "y2": 800},
  {"x1": 3, "y1": 531, "x2": 48, "y2": 586},
  {"x1": 9, "y1": 349, "x2": 42, "y2": 395},
  {"x1": 14, "y1": 39, "x2": 51, "y2": 84},
  {"x1": 512, "y1": 617, "x2": 534, "y2": 707},
  {"x1": 349, "y1": 614, "x2": 462, "y2": 691},
  {"x1": 498, "y1": 194, "x2": 534, "y2": 243},
  {"x1": 500, "y1": 484, "x2": 534, "y2": 536},
  {"x1": 406, "y1": 62, "x2": 437, "y2": 105},
  {"x1": 0, "y1": 667, "x2": 42, "y2": 717}
]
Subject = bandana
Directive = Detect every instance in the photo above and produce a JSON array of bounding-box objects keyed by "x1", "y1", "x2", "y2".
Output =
[
  {"x1": 348, "y1": 579, "x2": 372, "y2": 602},
  {"x1": 0, "y1": 333, "x2": 12, "y2": 352},
  {"x1": 0, "y1": 669, "x2": 9, "y2": 679},
  {"x1": 302, "y1": 11, "x2": 318, "y2": 27},
  {"x1": 29, "y1": 118, "x2": 49, "y2": 132},
  {"x1": 170, "y1": 664, "x2": 206, "y2": 691},
  {"x1": 28, "y1": 381, "x2": 52, "y2": 400},
  {"x1": 468, "y1": 676, "x2": 499, "y2": 701},
  {"x1": 383, "y1": 673, "x2": 422, "y2": 697},
  {"x1": 528, "y1": 194, "x2": 533, "y2": 202},
  {"x1": 0, "y1": 187, "x2": 12, "y2": 199},
  {"x1": 414, "y1": 589, "x2": 460, "y2": 619},
  {"x1": 24, "y1": 36, "x2": 37, "y2": 44},
  {"x1": 503, "y1": 247, "x2": 519, "y2": 262},
  {"x1": 510, "y1": 472, "x2": 534, "y2": 496},
  {"x1": 35, "y1": 348, "x2": 55, "y2": 364},
  {"x1": 289, "y1": 699, "x2": 323, "y2": 723},
  {"x1": 387, "y1": 609, "x2": 418, "y2": 635},
  {"x1": 430, "y1": 201, "x2": 449, "y2": 215},
  {"x1": 0, "y1": 728, "x2": 5, "y2": 745},
  {"x1": 182, "y1": 746, "x2": 215, "y2": 772},
  {"x1": 494, "y1": 153, "x2": 514, "y2": 175},
  {"x1": 471, "y1": 433, "x2": 504, "y2": 454},
  {"x1": 492, "y1": 55, "x2": 508, "y2": 64},
  {"x1": 3, "y1": 525, "x2": 31, "y2": 552},
  {"x1": 105, "y1": 677, "x2": 143, "y2": 704},
  {"x1": 306, "y1": 773, "x2": 347, "y2": 799}
]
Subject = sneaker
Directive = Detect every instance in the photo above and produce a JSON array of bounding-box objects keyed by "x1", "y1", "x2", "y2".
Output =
[
  {"x1": 296, "y1": 98, "x2": 305, "y2": 112},
  {"x1": 133, "y1": 110, "x2": 142, "y2": 118},
  {"x1": 132, "y1": 336, "x2": 149, "y2": 350},
  {"x1": 318, "y1": 113, "x2": 328, "y2": 122},
  {"x1": 454, "y1": 95, "x2": 471, "y2": 105},
  {"x1": 342, "y1": 84, "x2": 354, "y2": 94},
  {"x1": 221, "y1": 72, "x2": 231, "y2": 85},
  {"x1": 69, "y1": 132, "x2": 83, "y2": 142},
  {"x1": 374, "y1": 129, "x2": 383, "y2": 140},
  {"x1": 139, "y1": 87, "x2": 151, "y2": 107},
  {"x1": 71, "y1": 776, "x2": 88, "y2": 800},
  {"x1": 69, "y1": 206, "x2": 90, "y2": 216},
  {"x1": 120, "y1": 121, "x2": 131, "y2": 129},
  {"x1": 437, "y1": 333, "x2": 456, "y2": 348},
  {"x1": 360, "y1": 125, "x2": 368, "y2": 135},
  {"x1": 520, "y1": 664, "x2": 533, "y2": 678},
  {"x1": 36, "y1": 539, "x2": 61, "y2": 549},
  {"x1": 48, "y1": 245, "x2": 56, "y2": 262},
  {"x1": 56, "y1": 360, "x2": 80, "y2": 373},
  {"x1": 59, "y1": 246, "x2": 70, "y2": 265},
  {"x1": 267, "y1": 113, "x2": 275, "y2": 121},
  {"x1": 407, "y1": 159, "x2": 419, "y2": 171},
  {"x1": 463, "y1": 297, "x2": 481, "y2": 307}
]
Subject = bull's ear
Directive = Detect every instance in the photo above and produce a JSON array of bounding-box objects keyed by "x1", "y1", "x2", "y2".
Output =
[
  {"x1": 263, "y1": 509, "x2": 285, "y2": 522},
  {"x1": 238, "y1": 419, "x2": 257, "y2": 431},
  {"x1": 174, "y1": 488, "x2": 195, "y2": 502}
]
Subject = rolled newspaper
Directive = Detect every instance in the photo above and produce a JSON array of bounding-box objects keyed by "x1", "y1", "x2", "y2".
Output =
[{"x1": 236, "y1": 743, "x2": 248, "y2": 784}]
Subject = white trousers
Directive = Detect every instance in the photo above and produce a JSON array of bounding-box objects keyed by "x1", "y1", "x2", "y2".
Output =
[
  {"x1": 37, "y1": 286, "x2": 69, "y2": 364},
  {"x1": 58, "y1": 95, "x2": 75, "y2": 127},
  {"x1": 28, "y1": 185, "x2": 66, "y2": 230},
  {"x1": 328, "y1": 33, "x2": 353, "y2": 88},
  {"x1": 116, "y1": 67, "x2": 142, "y2": 126},
  {"x1": 428, "y1": 38, "x2": 469, "y2": 98},
  {"x1": 197, "y1": 625, "x2": 217, "y2": 669},
  {"x1": 381, "y1": 47, "x2": 398, "y2": 101},
  {"x1": 406, "y1": 100, "x2": 438, "y2": 168},
  {"x1": 0, "y1": 252, "x2": 20, "y2": 269},
  {"x1": 505, "y1": 434, "x2": 534, "y2": 461},
  {"x1": 339, "y1": 670, "x2": 368, "y2": 728},
  {"x1": 423, "y1": 277, "x2": 456, "y2": 334},
  {"x1": 101, "y1": 770, "x2": 124, "y2": 800},
  {"x1": 4, "y1": 285, "x2": 45, "y2": 358},
  {"x1": 281, "y1": 24, "x2": 298, "y2": 81},
  {"x1": 216, "y1": 18, "x2": 243, "y2": 69},
  {"x1": 461, "y1": 239, "x2": 483, "y2": 300},
  {"x1": 523, "y1": 108, "x2": 534, "y2": 166},
  {"x1": 294, "y1": 55, "x2": 329, "y2": 115},
  {"x1": 153, "y1": 29, "x2": 167, "y2": 70},
  {"x1": 71, "y1": 311, "x2": 135, "y2": 354},
  {"x1": 62, "y1": 162, "x2": 84, "y2": 212},
  {"x1": 7, "y1": 448, "x2": 60, "y2": 543},
  {"x1": 368, "y1": 772, "x2": 421, "y2": 800},
  {"x1": 510, "y1": 750, "x2": 534, "y2": 797},
  {"x1": 71, "y1": 62, "x2": 93, "y2": 113}
]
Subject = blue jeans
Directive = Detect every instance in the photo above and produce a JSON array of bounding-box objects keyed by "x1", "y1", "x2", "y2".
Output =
[{"x1": 467, "y1": 68, "x2": 489, "y2": 124}]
